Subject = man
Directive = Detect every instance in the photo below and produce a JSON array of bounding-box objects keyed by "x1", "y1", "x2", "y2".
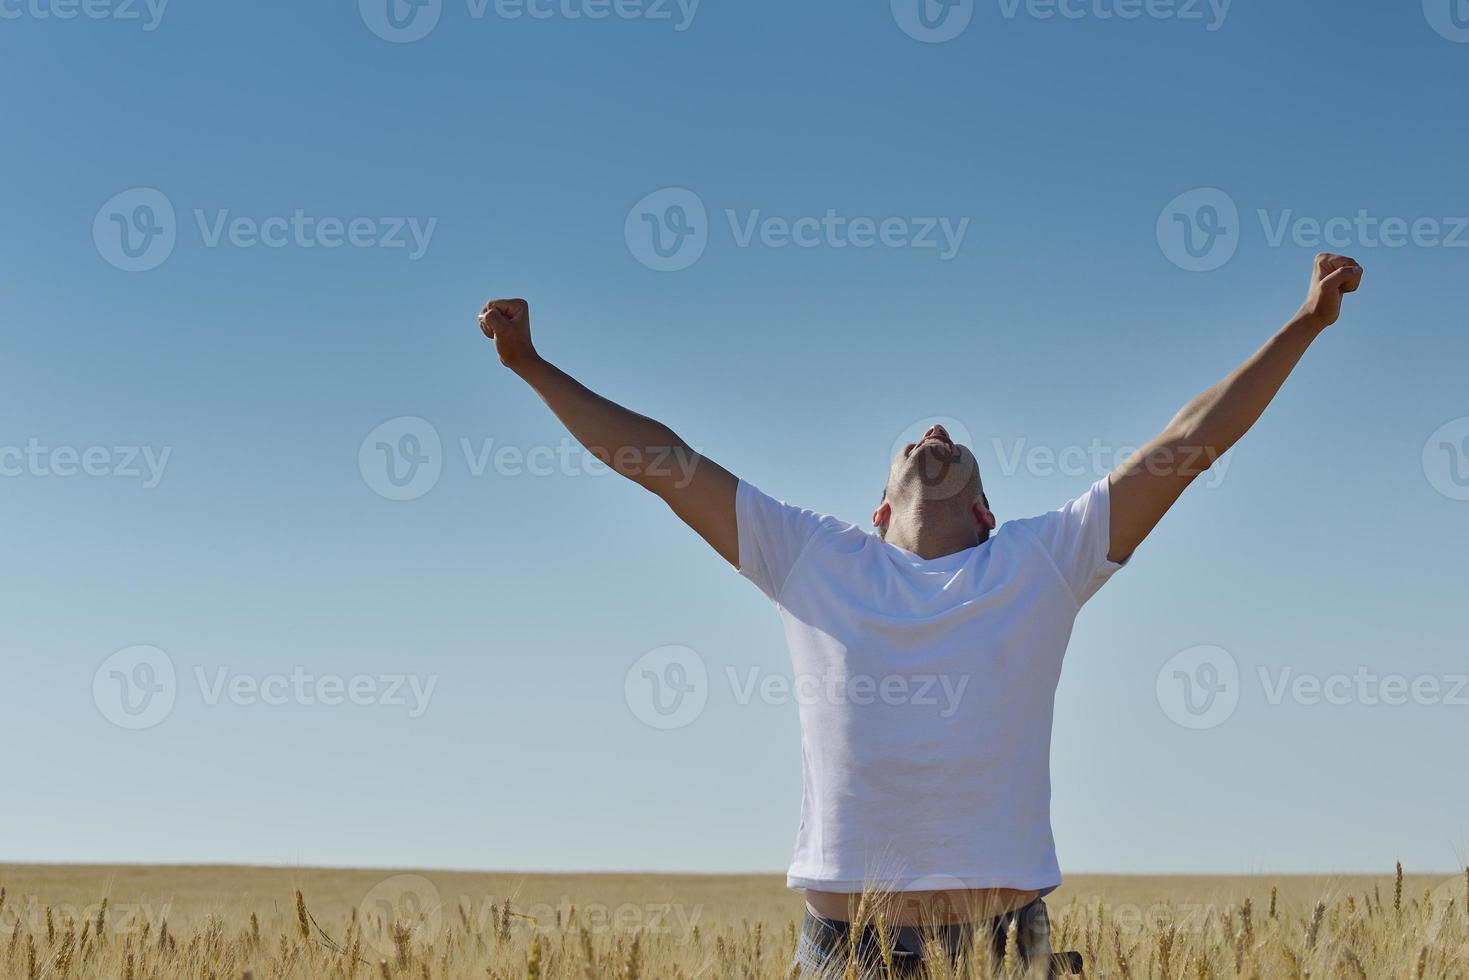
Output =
[{"x1": 478, "y1": 253, "x2": 1364, "y2": 977}]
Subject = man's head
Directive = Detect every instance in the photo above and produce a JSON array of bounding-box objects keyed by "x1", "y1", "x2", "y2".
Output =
[{"x1": 872, "y1": 424, "x2": 995, "y2": 551}]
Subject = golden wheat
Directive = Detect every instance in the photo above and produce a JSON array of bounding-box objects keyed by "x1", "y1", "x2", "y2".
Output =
[{"x1": 1, "y1": 865, "x2": 1467, "y2": 978}]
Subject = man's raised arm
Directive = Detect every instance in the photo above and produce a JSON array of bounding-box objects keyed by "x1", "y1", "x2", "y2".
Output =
[
  {"x1": 1108, "y1": 253, "x2": 1366, "y2": 563},
  {"x1": 478, "y1": 298, "x2": 739, "y2": 567}
]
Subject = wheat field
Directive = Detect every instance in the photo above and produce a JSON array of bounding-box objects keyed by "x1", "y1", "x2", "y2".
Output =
[{"x1": 2, "y1": 864, "x2": 1466, "y2": 979}]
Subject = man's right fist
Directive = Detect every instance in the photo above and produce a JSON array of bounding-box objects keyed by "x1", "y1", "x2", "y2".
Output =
[
  {"x1": 1298, "y1": 253, "x2": 1364, "y2": 330},
  {"x1": 479, "y1": 298, "x2": 538, "y2": 370}
]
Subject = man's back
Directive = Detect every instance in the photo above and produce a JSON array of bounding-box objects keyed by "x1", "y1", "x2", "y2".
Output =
[{"x1": 736, "y1": 477, "x2": 1124, "y2": 893}]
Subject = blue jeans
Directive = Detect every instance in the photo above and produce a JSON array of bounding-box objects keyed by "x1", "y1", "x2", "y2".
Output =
[{"x1": 792, "y1": 897, "x2": 1058, "y2": 978}]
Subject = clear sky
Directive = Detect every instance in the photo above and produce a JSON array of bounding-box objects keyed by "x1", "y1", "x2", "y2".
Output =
[{"x1": 3, "y1": 0, "x2": 1467, "y2": 878}]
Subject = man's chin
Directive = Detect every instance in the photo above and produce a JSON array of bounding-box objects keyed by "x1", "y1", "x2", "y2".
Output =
[{"x1": 912, "y1": 442, "x2": 958, "y2": 465}]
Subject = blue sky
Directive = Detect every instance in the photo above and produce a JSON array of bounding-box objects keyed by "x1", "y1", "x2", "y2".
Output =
[{"x1": 3, "y1": 0, "x2": 1467, "y2": 877}]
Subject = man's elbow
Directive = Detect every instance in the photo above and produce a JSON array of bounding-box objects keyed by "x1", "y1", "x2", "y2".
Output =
[
  {"x1": 611, "y1": 432, "x2": 699, "y2": 493},
  {"x1": 1142, "y1": 428, "x2": 1225, "y2": 482}
]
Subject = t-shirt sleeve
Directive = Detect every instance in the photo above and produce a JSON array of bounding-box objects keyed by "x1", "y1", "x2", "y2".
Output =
[
  {"x1": 735, "y1": 479, "x2": 832, "y2": 602},
  {"x1": 1020, "y1": 476, "x2": 1127, "y2": 605}
]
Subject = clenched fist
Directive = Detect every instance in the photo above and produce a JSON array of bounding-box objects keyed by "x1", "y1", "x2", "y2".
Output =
[
  {"x1": 479, "y1": 298, "x2": 539, "y2": 370},
  {"x1": 1298, "y1": 253, "x2": 1364, "y2": 329}
]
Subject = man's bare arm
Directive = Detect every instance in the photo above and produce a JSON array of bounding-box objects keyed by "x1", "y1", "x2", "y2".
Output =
[
  {"x1": 1108, "y1": 253, "x2": 1366, "y2": 563},
  {"x1": 478, "y1": 299, "x2": 739, "y2": 567}
]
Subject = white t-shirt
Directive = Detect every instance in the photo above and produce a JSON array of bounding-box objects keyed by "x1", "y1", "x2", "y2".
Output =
[{"x1": 736, "y1": 477, "x2": 1125, "y2": 894}]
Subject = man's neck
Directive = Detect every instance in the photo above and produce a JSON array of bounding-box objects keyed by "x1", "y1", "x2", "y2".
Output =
[{"x1": 883, "y1": 515, "x2": 979, "y2": 560}]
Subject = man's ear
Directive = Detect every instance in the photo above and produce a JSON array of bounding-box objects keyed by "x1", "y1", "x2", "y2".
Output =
[
  {"x1": 872, "y1": 501, "x2": 891, "y2": 532},
  {"x1": 973, "y1": 501, "x2": 996, "y2": 531}
]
